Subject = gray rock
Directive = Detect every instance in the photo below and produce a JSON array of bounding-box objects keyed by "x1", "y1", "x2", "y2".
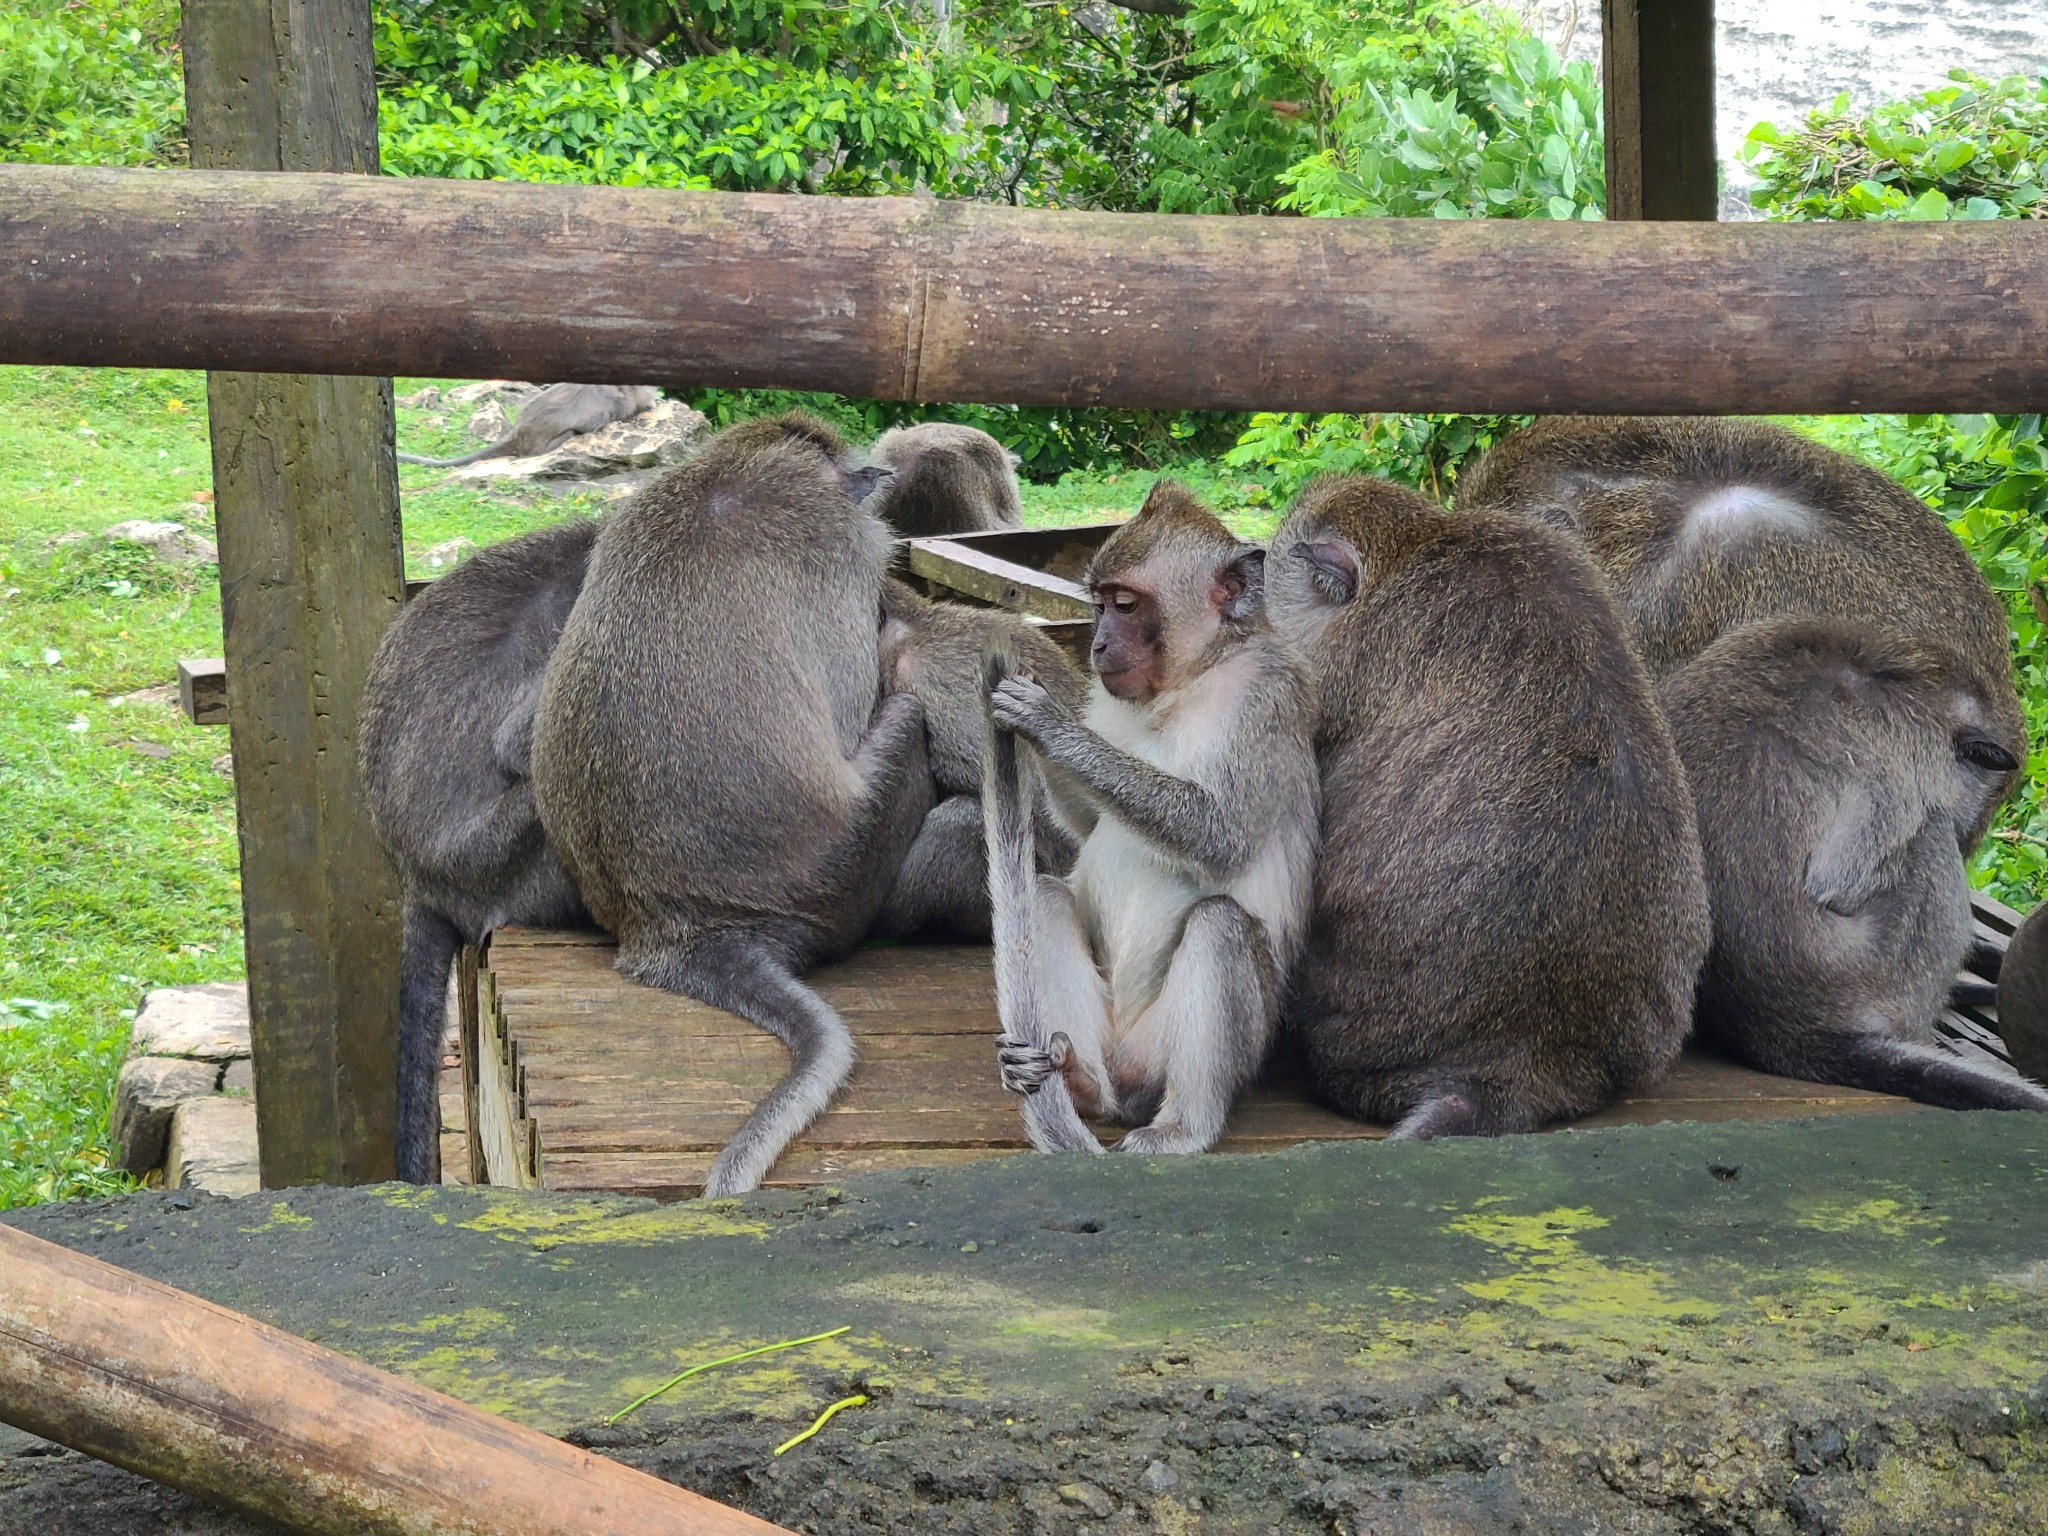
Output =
[
  {"x1": 446, "y1": 380, "x2": 538, "y2": 406},
  {"x1": 422, "y1": 537, "x2": 477, "y2": 569},
  {"x1": 103, "y1": 520, "x2": 217, "y2": 567},
  {"x1": 112, "y1": 1056, "x2": 221, "y2": 1174},
  {"x1": 220, "y1": 1059, "x2": 254, "y2": 1097},
  {"x1": 1057, "y1": 1482, "x2": 1114, "y2": 1518},
  {"x1": 210, "y1": 752, "x2": 235, "y2": 779},
  {"x1": 465, "y1": 400, "x2": 510, "y2": 442},
  {"x1": 395, "y1": 386, "x2": 442, "y2": 410},
  {"x1": 1140, "y1": 1459, "x2": 1178, "y2": 1492},
  {"x1": 451, "y1": 399, "x2": 708, "y2": 487},
  {"x1": 166, "y1": 1096, "x2": 260, "y2": 1198},
  {"x1": 131, "y1": 983, "x2": 250, "y2": 1061}
]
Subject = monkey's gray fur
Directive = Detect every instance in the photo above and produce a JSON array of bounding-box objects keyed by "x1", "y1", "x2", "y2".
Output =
[
  {"x1": 1662, "y1": 617, "x2": 2048, "y2": 1112},
  {"x1": 397, "y1": 383, "x2": 660, "y2": 468},
  {"x1": 1459, "y1": 418, "x2": 2034, "y2": 1112},
  {"x1": 867, "y1": 423, "x2": 1025, "y2": 537},
  {"x1": 1267, "y1": 475, "x2": 1711, "y2": 1138},
  {"x1": 1992, "y1": 903, "x2": 2048, "y2": 1089},
  {"x1": 984, "y1": 480, "x2": 1321, "y2": 1157},
  {"x1": 873, "y1": 579, "x2": 1085, "y2": 941},
  {"x1": 531, "y1": 417, "x2": 932, "y2": 1198},
  {"x1": 359, "y1": 517, "x2": 600, "y2": 1182}
]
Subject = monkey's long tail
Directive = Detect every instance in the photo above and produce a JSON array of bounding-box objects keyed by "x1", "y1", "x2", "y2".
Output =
[
  {"x1": 1770, "y1": 1031, "x2": 2048, "y2": 1113},
  {"x1": 983, "y1": 644, "x2": 1102, "y2": 1155},
  {"x1": 397, "y1": 898, "x2": 463, "y2": 1184},
  {"x1": 396, "y1": 435, "x2": 518, "y2": 469},
  {"x1": 625, "y1": 929, "x2": 857, "y2": 1198}
]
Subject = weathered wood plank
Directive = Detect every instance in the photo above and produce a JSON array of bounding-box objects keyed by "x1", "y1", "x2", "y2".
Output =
[
  {"x1": 904, "y1": 540, "x2": 1095, "y2": 619},
  {"x1": 177, "y1": 657, "x2": 228, "y2": 726},
  {"x1": 1603, "y1": 0, "x2": 1718, "y2": 221},
  {"x1": 183, "y1": 0, "x2": 404, "y2": 1186},
  {"x1": 12, "y1": 167, "x2": 2048, "y2": 413}
]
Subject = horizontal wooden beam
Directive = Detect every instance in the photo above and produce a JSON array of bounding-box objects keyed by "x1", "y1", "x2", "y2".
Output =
[{"x1": 6, "y1": 166, "x2": 2048, "y2": 414}]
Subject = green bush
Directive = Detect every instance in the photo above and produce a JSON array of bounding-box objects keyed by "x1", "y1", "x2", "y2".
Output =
[
  {"x1": 0, "y1": 1, "x2": 185, "y2": 167},
  {"x1": 1743, "y1": 71, "x2": 2046, "y2": 222}
]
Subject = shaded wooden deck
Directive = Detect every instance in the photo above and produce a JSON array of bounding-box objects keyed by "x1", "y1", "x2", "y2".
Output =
[{"x1": 453, "y1": 922, "x2": 2026, "y2": 1200}]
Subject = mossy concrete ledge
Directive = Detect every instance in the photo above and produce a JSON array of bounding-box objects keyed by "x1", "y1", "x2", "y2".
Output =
[{"x1": 4, "y1": 1115, "x2": 2046, "y2": 1535}]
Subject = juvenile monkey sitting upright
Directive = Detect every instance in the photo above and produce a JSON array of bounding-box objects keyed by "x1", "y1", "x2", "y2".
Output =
[
  {"x1": 1266, "y1": 475, "x2": 1711, "y2": 1137},
  {"x1": 983, "y1": 481, "x2": 1320, "y2": 1155}
]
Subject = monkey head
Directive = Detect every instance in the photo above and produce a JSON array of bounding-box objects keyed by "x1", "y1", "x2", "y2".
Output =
[
  {"x1": 716, "y1": 410, "x2": 893, "y2": 503},
  {"x1": 1265, "y1": 475, "x2": 1441, "y2": 657},
  {"x1": 1086, "y1": 480, "x2": 1266, "y2": 702}
]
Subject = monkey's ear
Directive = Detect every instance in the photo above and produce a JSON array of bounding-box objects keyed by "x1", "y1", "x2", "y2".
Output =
[
  {"x1": 1290, "y1": 538, "x2": 1359, "y2": 605},
  {"x1": 845, "y1": 465, "x2": 896, "y2": 503},
  {"x1": 1213, "y1": 547, "x2": 1266, "y2": 624}
]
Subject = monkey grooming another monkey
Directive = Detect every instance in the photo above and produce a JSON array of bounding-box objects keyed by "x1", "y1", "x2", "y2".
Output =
[
  {"x1": 531, "y1": 418, "x2": 932, "y2": 1198},
  {"x1": 867, "y1": 423, "x2": 1025, "y2": 537},
  {"x1": 398, "y1": 383, "x2": 660, "y2": 468},
  {"x1": 983, "y1": 481, "x2": 1320, "y2": 1156},
  {"x1": 1266, "y1": 476, "x2": 1711, "y2": 1138},
  {"x1": 359, "y1": 517, "x2": 600, "y2": 1183},
  {"x1": 1458, "y1": 418, "x2": 2034, "y2": 1110},
  {"x1": 872, "y1": 579, "x2": 1086, "y2": 941},
  {"x1": 1661, "y1": 618, "x2": 2048, "y2": 1112}
]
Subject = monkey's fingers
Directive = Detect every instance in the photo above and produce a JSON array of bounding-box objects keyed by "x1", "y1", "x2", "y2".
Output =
[{"x1": 997, "y1": 1042, "x2": 1057, "y2": 1095}]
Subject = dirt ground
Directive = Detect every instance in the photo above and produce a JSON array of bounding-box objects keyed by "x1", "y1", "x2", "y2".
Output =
[{"x1": 5, "y1": 1114, "x2": 2046, "y2": 1534}]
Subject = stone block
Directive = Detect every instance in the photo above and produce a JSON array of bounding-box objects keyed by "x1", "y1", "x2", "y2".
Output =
[
  {"x1": 130, "y1": 983, "x2": 249, "y2": 1061},
  {"x1": 166, "y1": 1096, "x2": 259, "y2": 1198},
  {"x1": 111, "y1": 1056, "x2": 221, "y2": 1174}
]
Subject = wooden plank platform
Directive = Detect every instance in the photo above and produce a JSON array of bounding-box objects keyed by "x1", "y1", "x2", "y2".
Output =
[{"x1": 466, "y1": 927, "x2": 1964, "y2": 1201}]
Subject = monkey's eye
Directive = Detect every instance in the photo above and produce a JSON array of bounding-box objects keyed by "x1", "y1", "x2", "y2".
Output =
[
  {"x1": 1957, "y1": 736, "x2": 2020, "y2": 774},
  {"x1": 1101, "y1": 591, "x2": 1139, "y2": 614}
]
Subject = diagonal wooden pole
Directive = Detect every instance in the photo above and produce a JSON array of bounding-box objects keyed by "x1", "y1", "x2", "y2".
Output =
[{"x1": 0, "y1": 1223, "x2": 791, "y2": 1536}]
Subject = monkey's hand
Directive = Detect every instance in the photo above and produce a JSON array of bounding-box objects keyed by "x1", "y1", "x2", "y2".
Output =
[
  {"x1": 997, "y1": 1030, "x2": 1072, "y2": 1095},
  {"x1": 990, "y1": 674, "x2": 1072, "y2": 745}
]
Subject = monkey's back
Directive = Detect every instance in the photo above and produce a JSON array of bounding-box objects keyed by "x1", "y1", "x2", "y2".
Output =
[
  {"x1": 531, "y1": 444, "x2": 892, "y2": 940},
  {"x1": 1456, "y1": 418, "x2": 2020, "y2": 754},
  {"x1": 1660, "y1": 618, "x2": 1988, "y2": 1069},
  {"x1": 359, "y1": 517, "x2": 597, "y2": 921},
  {"x1": 1288, "y1": 496, "x2": 1710, "y2": 1126}
]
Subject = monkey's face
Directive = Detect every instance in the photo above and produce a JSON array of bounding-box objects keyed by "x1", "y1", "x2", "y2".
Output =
[
  {"x1": 1090, "y1": 578, "x2": 1165, "y2": 700},
  {"x1": 1266, "y1": 516, "x2": 1360, "y2": 659}
]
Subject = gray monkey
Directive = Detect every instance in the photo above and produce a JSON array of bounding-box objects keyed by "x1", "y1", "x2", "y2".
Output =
[
  {"x1": 398, "y1": 383, "x2": 660, "y2": 468},
  {"x1": 531, "y1": 419, "x2": 931, "y2": 1198},
  {"x1": 358, "y1": 517, "x2": 600, "y2": 1182},
  {"x1": 1992, "y1": 901, "x2": 2048, "y2": 1088},
  {"x1": 1460, "y1": 418, "x2": 2034, "y2": 1110},
  {"x1": 984, "y1": 481, "x2": 1321, "y2": 1156},
  {"x1": 867, "y1": 422, "x2": 1025, "y2": 537},
  {"x1": 872, "y1": 579, "x2": 1086, "y2": 941},
  {"x1": 1266, "y1": 475, "x2": 1712, "y2": 1137},
  {"x1": 1661, "y1": 617, "x2": 2048, "y2": 1111}
]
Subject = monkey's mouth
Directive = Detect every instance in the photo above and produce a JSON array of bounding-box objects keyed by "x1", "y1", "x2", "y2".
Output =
[{"x1": 1096, "y1": 665, "x2": 1154, "y2": 701}]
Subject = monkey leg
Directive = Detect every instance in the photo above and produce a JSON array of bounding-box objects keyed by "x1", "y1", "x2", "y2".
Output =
[
  {"x1": 1116, "y1": 896, "x2": 1275, "y2": 1157},
  {"x1": 395, "y1": 898, "x2": 461, "y2": 1184},
  {"x1": 872, "y1": 796, "x2": 990, "y2": 942},
  {"x1": 814, "y1": 692, "x2": 936, "y2": 956},
  {"x1": 622, "y1": 927, "x2": 859, "y2": 1198}
]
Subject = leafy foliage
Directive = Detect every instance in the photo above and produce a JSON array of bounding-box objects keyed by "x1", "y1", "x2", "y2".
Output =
[
  {"x1": 0, "y1": 1, "x2": 185, "y2": 167},
  {"x1": 1743, "y1": 71, "x2": 2047, "y2": 222}
]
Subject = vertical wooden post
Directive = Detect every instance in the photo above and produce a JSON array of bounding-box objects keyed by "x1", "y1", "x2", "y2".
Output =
[
  {"x1": 182, "y1": 0, "x2": 405, "y2": 1186},
  {"x1": 1602, "y1": 0, "x2": 1718, "y2": 220}
]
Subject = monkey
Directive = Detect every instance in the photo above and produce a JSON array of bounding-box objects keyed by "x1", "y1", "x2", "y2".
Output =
[
  {"x1": 981, "y1": 480, "x2": 1321, "y2": 1156},
  {"x1": 1659, "y1": 616, "x2": 2048, "y2": 1111},
  {"x1": 1264, "y1": 475, "x2": 1712, "y2": 1138},
  {"x1": 1991, "y1": 900, "x2": 2048, "y2": 1088},
  {"x1": 1458, "y1": 417, "x2": 2035, "y2": 1111},
  {"x1": 530, "y1": 417, "x2": 933, "y2": 1198},
  {"x1": 867, "y1": 422, "x2": 1025, "y2": 537},
  {"x1": 358, "y1": 516, "x2": 601, "y2": 1183},
  {"x1": 397, "y1": 383, "x2": 660, "y2": 468},
  {"x1": 870, "y1": 578, "x2": 1087, "y2": 941},
  {"x1": 1453, "y1": 415, "x2": 2025, "y2": 838}
]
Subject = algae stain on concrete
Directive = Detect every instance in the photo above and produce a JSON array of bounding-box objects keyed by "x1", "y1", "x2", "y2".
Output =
[
  {"x1": 840, "y1": 1273, "x2": 1122, "y2": 1347},
  {"x1": 237, "y1": 1200, "x2": 314, "y2": 1234},
  {"x1": 1449, "y1": 1205, "x2": 1718, "y2": 1324},
  {"x1": 1797, "y1": 1196, "x2": 1948, "y2": 1240},
  {"x1": 454, "y1": 1190, "x2": 769, "y2": 1248}
]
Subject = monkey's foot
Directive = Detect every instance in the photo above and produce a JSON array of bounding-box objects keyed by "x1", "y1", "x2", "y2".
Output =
[
  {"x1": 997, "y1": 1035, "x2": 1059, "y2": 1095},
  {"x1": 1116, "y1": 1120, "x2": 1212, "y2": 1156}
]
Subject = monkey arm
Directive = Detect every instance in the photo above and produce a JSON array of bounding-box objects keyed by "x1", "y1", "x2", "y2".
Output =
[{"x1": 1030, "y1": 722, "x2": 1249, "y2": 881}]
